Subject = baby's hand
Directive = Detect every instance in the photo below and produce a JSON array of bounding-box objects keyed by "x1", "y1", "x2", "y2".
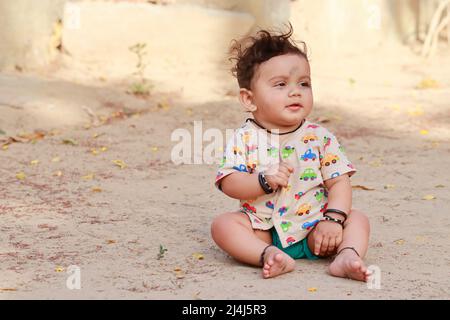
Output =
[{"x1": 264, "y1": 162, "x2": 294, "y2": 191}]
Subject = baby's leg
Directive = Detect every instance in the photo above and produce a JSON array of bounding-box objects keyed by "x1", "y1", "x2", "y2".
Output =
[
  {"x1": 211, "y1": 212, "x2": 295, "y2": 278},
  {"x1": 327, "y1": 209, "x2": 371, "y2": 281}
]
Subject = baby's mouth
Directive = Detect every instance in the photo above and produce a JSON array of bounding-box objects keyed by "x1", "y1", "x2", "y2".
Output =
[{"x1": 286, "y1": 103, "x2": 303, "y2": 110}]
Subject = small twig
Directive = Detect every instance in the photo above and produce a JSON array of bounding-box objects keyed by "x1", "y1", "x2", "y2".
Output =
[{"x1": 422, "y1": 0, "x2": 450, "y2": 57}]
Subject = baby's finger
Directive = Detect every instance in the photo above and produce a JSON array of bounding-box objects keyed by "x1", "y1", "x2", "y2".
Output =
[
  {"x1": 327, "y1": 237, "x2": 336, "y2": 256},
  {"x1": 314, "y1": 234, "x2": 323, "y2": 256},
  {"x1": 320, "y1": 236, "x2": 329, "y2": 256},
  {"x1": 280, "y1": 162, "x2": 294, "y2": 173}
]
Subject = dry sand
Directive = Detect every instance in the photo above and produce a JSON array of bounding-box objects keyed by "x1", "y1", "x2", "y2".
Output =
[{"x1": 0, "y1": 46, "x2": 449, "y2": 299}]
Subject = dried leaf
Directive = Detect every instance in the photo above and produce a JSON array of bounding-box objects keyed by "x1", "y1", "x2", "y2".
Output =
[
  {"x1": 55, "y1": 266, "x2": 64, "y2": 272},
  {"x1": 0, "y1": 288, "x2": 17, "y2": 292},
  {"x1": 91, "y1": 148, "x2": 99, "y2": 155},
  {"x1": 416, "y1": 78, "x2": 439, "y2": 89},
  {"x1": 435, "y1": 184, "x2": 445, "y2": 188},
  {"x1": 384, "y1": 184, "x2": 396, "y2": 189},
  {"x1": 106, "y1": 240, "x2": 116, "y2": 244},
  {"x1": 407, "y1": 106, "x2": 424, "y2": 117},
  {"x1": 308, "y1": 287, "x2": 317, "y2": 292},
  {"x1": 92, "y1": 187, "x2": 102, "y2": 193},
  {"x1": 62, "y1": 138, "x2": 78, "y2": 146},
  {"x1": 82, "y1": 173, "x2": 95, "y2": 180},
  {"x1": 151, "y1": 147, "x2": 158, "y2": 152},
  {"x1": 419, "y1": 129, "x2": 429, "y2": 135},
  {"x1": 100, "y1": 146, "x2": 108, "y2": 152},
  {"x1": 192, "y1": 253, "x2": 204, "y2": 260},
  {"x1": 352, "y1": 185, "x2": 375, "y2": 191},
  {"x1": 2, "y1": 145, "x2": 8, "y2": 150},
  {"x1": 16, "y1": 172, "x2": 26, "y2": 180},
  {"x1": 112, "y1": 160, "x2": 127, "y2": 169},
  {"x1": 51, "y1": 156, "x2": 61, "y2": 162},
  {"x1": 422, "y1": 194, "x2": 436, "y2": 200},
  {"x1": 394, "y1": 239, "x2": 405, "y2": 245},
  {"x1": 30, "y1": 160, "x2": 39, "y2": 166},
  {"x1": 53, "y1": 170, "x2": 63, "y2": 177}
]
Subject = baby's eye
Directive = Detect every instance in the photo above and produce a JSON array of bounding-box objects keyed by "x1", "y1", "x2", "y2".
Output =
[
  {"x1": 275, "y1": 82, "x2": 286, "y2": 87},
  {"x1": 299, "y1": 82, "x2": 310, "y2": 87}
]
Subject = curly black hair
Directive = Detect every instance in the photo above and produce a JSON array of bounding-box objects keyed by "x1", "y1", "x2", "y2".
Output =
[{"x1": 229, "y1": 23, "x2": 308, "y2": 89}]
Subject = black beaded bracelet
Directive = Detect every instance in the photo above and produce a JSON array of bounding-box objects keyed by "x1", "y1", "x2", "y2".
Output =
[
  {"x1": 258, "y1": 172, "x2": 274, "y2": 194},
  {"x1": 322, "y1": 214, "x2": 344, "y2": 226},
  {"x1": 323, "y1": 208, "x2": 348, "y2": 222}
]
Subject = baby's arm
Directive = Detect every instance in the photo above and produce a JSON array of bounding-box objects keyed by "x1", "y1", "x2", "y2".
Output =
[
  {"x1": 323, "y1": 174, "x2": 352, "y2": 218},
  {"x1": 220, "y1": 163, "x2": 294, "y2": 200},
  {"x1": 220, "y1": 172, "x2": 266, "y2": 200}
]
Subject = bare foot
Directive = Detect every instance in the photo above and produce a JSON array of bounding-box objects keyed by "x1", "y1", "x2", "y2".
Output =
[
  {"x1": 328, "y1": 248, "x2": 371, "y2": 282},
  {"x1": 262, "y1": 246, "x2": 295, "y2": 279}
]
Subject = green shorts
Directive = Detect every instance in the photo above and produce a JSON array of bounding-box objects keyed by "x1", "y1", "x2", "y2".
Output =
[{"x1": 271, "y1": 228, "x2": 319, "y2": 260}]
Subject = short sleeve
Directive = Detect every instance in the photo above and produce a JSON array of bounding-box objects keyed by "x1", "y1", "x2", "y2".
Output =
[
  {"x1": 215, "y1": 130, "x2": 248, "y2": 190},
  {"x1": 318, "y1": 129, "x2": 356, "y2": 181}
]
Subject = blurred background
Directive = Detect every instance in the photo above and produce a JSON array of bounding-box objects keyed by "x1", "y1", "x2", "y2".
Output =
[{"x1": 1, "y1": 0, "x2": 450, "y2": 299}]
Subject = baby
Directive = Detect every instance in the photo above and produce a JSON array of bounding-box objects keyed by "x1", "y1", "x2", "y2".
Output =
[{"x1": 211, "y1": 24, "x2": 371, "y2": 281}]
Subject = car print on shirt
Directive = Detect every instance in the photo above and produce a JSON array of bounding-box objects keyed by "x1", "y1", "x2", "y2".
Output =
[
  {"x1": 232, "y1": 146, "x2": 243, "y2": 156},
  {"x1": 267, "y1": 146, "x2": 279, "y2": 158},
  {"x1": 294, "y1": 191, "x2": 304, "y2": 200},
  {"x1": 314, "y1": 189, "x2": 326, "y2": 202},
  {"x1": 300, "y1": 148, "x2": 317, "y2": 161},
  {"x1": 281, "y1": 221, "x2": 293, "y2": 232},
  {"x1": 299, "y1": 168, "x2": 317, "y2": 181},
  {"x1": 296, "y1": 203, "x2": 312, "y2": 216},
  {"x1": 278, "y1": 206, "x2": 288, "y2": 216},
  {"x1": 265, "y1": 201, "x2": 274, "y2": 209},
  {"x1": 286, "y1": 236, "x2": 297, "y2": 245},
  {"x1": 323, "y1": 136, "x2": 331, "y2": 149},
  {"x1": 320, "y1": 153, "x2": 339, "y2": 166},
  {"x1": 302, "y1": 134, "x2": 318, "y2": 144},
  {"x1": 233, "y1": 164, "x2": 248, "y2": 172},
  {"x1": 242, "y1": 202, "x2": 256, "y2": 214},
  {"x1": 281, "y1": 146, "x2": 295, "y2": 159},
  {"x1": 302, "y1": 219, "x2": 320, "y2": 230}
]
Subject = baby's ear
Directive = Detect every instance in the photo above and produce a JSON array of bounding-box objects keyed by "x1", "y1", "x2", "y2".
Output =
[{"x1": 239, "y1": 88, "x2": 257, "y2": 112}]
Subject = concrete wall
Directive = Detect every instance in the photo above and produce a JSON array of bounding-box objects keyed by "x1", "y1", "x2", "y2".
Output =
[{"x1": 0, "y1": 0, "x2": 66, "y2": 70}]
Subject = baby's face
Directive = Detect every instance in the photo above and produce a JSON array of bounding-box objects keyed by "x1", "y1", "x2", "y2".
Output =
[{"x1": 250, "y1": 53, "x2": 313, "y2": 131}]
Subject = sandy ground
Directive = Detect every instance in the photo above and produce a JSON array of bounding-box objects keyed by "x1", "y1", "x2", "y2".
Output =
[{"x1": 1, "y1": 46, "x2": 450, "y2": 300}]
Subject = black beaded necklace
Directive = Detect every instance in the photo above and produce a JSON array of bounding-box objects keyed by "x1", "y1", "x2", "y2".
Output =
[{"x1": 246, "y1": 118, "x2": 305, "y2": 135}]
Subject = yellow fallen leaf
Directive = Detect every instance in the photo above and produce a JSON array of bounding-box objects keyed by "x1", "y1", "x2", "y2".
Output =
[
  {"x1": 112, "y1": 160, "x2": 126, "y2": 169},
  {"x1": 192, "y1": 253, "x2": 204, "y2": 260},
  {"x1": 91, "y1": 148, "x2": 99, "y2": 155},
  {"x1": 92, "y1": 187, "x2": 102, "y2": 192},
  {"x1": 394, "y1": 239, "x2": 405, "y2": 245},
  {"x1": 16, "y1": 172, "x2": 26, "y2": 180},
  {"x1": 435, "y1": 184, "x2": 445, "y2": 188},
  {"x1": 151, "y1": 147, "x2": 158, "y2": 152},
  {"x1": 157, "y1": 101, "x2": 170, "y2": 111},
  {"x1": 419, "y1": 129, "x2": 429, "y2": 135},
  {"x1": 106, "y1": 240, "x2": 116, "y2": 244},
  {"x1": 51, "y1": 156, "x2": 61, "y2": 162},
  {"x1": 422, "y1": 194, "x2": 436, "y2": 200},
  {"x1": 30, "y1": 159, "x2": 39, "y2": 165},
  {"x1": 92, "y1": 133, "x2": 105, "y2": 139},
  {"x1": 0, "y1": 288, "x2": 17, "y2": 292},
  {"x1": 308, "y1": 287, "x2": 317, "y2": 292},
  {"x1": 100, "y1": 146, "x2": 108, "y2": 152},
  {"x1": 55, "y1": 266, "x2": 64, "y2": 272},
  {"x1": 384, "y1": 184, "x2": 396, "y2": 189},
  {"x1": 62, "y1": 138, "x2": 78, "y2": 146},
  {"x1": 352, "y1": 185, "x2": 375, "y2": 191},
  {"x1": 416, "y1": 77, "x2": 439, "y2": 89},
  {"x1": 82, "y1": 173, "x2": 95, "y2": 180},
  {"x1": 2, "y1": 145, "x2": 8, "y2": 150},
  {"x1": 369, "y1": 159, "x2": 383, "y2": 167},
  {"x1": 53, "y1": 170, "x2": 63, "y2": 177},
  {"x1": 407, "y1": 106, "x2": 424, "y2": 117}
]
